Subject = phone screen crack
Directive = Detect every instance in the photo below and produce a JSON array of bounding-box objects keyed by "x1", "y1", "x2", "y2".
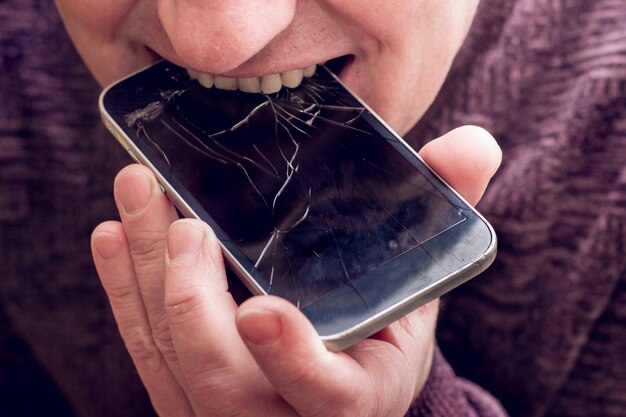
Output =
[{"x1": 120, "y1": 65, "x2": 467, "y2": 311}]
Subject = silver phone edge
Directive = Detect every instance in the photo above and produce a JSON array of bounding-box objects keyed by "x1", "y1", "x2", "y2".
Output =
[
  {"x1": 319, "y1": 66, "x2": 498, "y2": 351},
  {"x1": 98, "y1": 62, "x2": 498, "y2": 352}
]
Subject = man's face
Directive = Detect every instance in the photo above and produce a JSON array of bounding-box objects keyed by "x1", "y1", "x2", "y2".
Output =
[{"x1": 56, "y1": 0, "x2": 478, "y2": 134}]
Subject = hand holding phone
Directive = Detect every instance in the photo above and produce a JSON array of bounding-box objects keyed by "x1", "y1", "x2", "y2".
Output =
[
  {"x1": 99, "y1": 61, "x2": 497, "y2": 350},
  {"x1": 92, "y1": 124, "x2": 500, "y2": 417}
]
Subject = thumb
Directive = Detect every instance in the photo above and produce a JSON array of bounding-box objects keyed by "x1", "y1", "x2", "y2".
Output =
[
  {"x1": 236, "y1": 296, "x2": 367, "y2": 416},
  {"x1": 418, "y1": 125, "x2": 501, "y2": 206}
]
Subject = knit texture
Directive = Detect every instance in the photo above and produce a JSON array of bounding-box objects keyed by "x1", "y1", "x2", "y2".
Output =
[
  {"x1": 1, "y1": 1, "x2": 625, "y2": 416},
  {"x1": 408, "y1": 0, "x2": 626, "y2": 416}
]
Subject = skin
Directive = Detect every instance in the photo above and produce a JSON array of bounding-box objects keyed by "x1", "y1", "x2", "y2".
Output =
[
  {"x1": 90, "y1": 127, "x2": 501, "y2": 417},
  {"x1": 54, "y1": 0, "x2": 502, "y2": 415},
  {"x1": 55, "y1": 0, "x2": 479, "y2": 134}
]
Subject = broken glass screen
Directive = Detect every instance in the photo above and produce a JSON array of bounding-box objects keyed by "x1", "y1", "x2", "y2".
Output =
[{"x1": 105, "y1": 62, "x2": 467, "y2": 309}]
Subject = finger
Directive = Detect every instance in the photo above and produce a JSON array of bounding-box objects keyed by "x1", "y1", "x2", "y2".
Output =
[
  {"x1": 163, "y1": 219, "x2": 293, "y2": 415},
  {"x1": 113, "y1": 165, "x2": 179, "y2": 363},
  {"x1": 419, "y1": 125, "x2": 502, "y2": 206},
  {"x1": 236, "y1": 296, "x2": 375, "y2": 417},
  {"x1": 91, "y1": 221, "x2": 193, "y2": 417},
  {"x1": 357, "y1": 299, "x2": 440, "y2": 404}
]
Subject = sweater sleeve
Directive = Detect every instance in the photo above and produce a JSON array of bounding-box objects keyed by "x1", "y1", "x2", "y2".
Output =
[{"x1": 406, "y1": 347, "x2": 508, "y2": 417}]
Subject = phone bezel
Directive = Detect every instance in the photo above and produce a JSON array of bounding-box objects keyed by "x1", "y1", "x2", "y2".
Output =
[{"x1": 99, "y1": 60, "x2": 497, "y2": 351}]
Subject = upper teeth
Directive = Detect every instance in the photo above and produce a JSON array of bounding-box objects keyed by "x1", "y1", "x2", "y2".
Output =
[{"x1": 187, "y1": 64, "x2": 317, "y2": 94}]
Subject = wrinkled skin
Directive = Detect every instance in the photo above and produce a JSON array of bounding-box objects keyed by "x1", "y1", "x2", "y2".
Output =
[
  {"x1": 55, "y1": 1, "x2": 503, "y2": 415},
  {"x1": 91, "y1": 127, "x2": 501, "y2": 417},
  {"x1": 56, "y1": 0, "x2": 478, "y2": 134}
]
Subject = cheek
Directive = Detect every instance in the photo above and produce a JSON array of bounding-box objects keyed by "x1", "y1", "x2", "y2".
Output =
[
  {"x1": 342, "y1": 0, "x2": 477, "y2": 132},
  {"x1": 55, "y1": 0, "x2": 136, "y2": 33},
  {"x1": 324, "y1": 0, "x2": 442, "y2": 49},
  {"x1": 56, "y1": 0, "x2": 159, "y2": 85}
]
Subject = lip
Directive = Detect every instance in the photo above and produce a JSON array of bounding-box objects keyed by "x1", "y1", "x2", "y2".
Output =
[
  {"x1": 190, "y1": 54, "x2": 354, "y2": 81},
  {"x1": 151, "y1": 40, "x2": 352, "y2": 79},
  {"x1": 145, "y1": 41, "x2": 357, "y2": 95},
  {"x1": 136, "y1": 15, "x2": 361, "y2": 83}
]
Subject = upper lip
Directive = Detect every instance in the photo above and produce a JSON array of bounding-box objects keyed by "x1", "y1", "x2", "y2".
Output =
[
  {"x1": 148, "y1": 41, "x2": 352, "y2": 78},
  {"x1": 159, "y1": 47, "x2": 347, "y2": 78}
]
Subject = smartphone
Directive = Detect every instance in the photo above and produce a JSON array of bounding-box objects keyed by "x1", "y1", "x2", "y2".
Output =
[{"x1": 99, "y1": 60, "x2": 496, "y2": 350}]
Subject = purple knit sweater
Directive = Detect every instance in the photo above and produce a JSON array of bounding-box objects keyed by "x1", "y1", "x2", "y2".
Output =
[{"x1": 1, "y1": 1, "x2": 625, "y2": 416}]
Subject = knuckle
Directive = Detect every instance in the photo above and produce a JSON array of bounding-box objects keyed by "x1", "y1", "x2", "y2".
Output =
[
  {"x1": 121, "y1": 325, "x2": 166, "y2": 375},
  {"x1": 128, "y1": 230, "x2": 166, "y2": 261},
  {"x1": 105, "y1": 281, "x2": 139, "y2": 306},
  {"x1": 186, "y1": 364, "x2": 247, "y2": 413},
  {"x1": 150, "y1": 316, "x2": 178, "y2": 365},
  {"x1": 164, "y1": 284, "x2": 207, "y2": 324}
]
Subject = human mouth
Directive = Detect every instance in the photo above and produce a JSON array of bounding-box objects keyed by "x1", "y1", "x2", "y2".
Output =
[{"x1": 187, "y1": 64, "x2": 318, "y2": 94}]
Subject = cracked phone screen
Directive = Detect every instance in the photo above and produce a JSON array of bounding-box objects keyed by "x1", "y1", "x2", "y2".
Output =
[{"x1": 116, "y1": 63, "x2": 467, "y2": 309}]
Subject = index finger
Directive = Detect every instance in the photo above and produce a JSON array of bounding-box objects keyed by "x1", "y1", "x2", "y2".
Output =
[{"x1": 418, "y1": 125, "x2": 501, "y2": 206}]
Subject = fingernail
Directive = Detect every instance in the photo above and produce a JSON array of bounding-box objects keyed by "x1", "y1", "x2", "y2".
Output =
[
  {"x1": 93, "y1": 231, "x2": 123, "y2": 260},
  {"x1": 118, "y1": 171, "x2": 153, "y2": 215},
  {"x1": 238, "y1": 308, "x2": 283, "y2": 345},
  {"x1": 168, "y1": 221, "x2": 205, "y2": 261}
]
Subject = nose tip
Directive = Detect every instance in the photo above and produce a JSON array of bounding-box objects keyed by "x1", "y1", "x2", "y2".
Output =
[{"x1": 157, "y1": 0, "x2": 296, "y2": 74}]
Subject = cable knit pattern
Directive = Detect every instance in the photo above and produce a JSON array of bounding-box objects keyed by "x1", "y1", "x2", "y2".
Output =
[
  {"x1": 0, "y1": 3, "x2": 156, "y2": 416},
  {"x1": 0, "y1": 1, "x2": 625, "y2": 416},
  {"x1": 407, "y1": 0, "x2": 626, "y2": 416}
]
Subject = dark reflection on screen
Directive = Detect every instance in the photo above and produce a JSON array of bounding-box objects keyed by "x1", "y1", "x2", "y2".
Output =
[{"x1": 122, "y1": 66, "x2": 466, "y2": 308}]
